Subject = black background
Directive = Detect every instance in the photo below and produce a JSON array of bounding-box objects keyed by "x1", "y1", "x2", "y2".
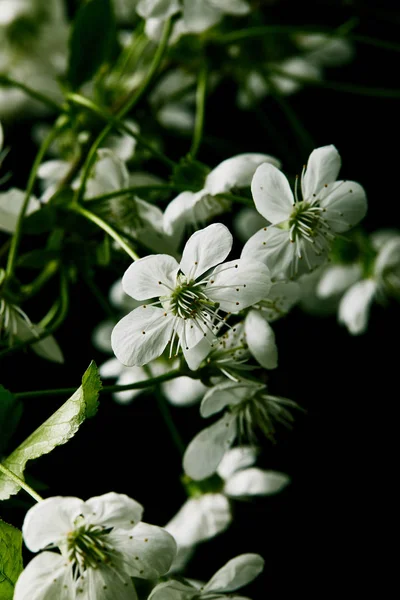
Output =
[{"x1": 1, "y1": 0, "x2": 399, "y2": 597}]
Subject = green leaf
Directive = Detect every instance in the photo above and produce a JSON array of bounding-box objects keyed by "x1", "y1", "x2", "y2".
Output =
[
  {"x1": 0, "y1": 362, "x2": 101, "y2": 500},
  {"x1": 67, "y1": 0, "x2": 117, "y2": 90},
  {"x1": 0, "y1": 520, "x2": 23, "y2": 599},
  {"x1": 0, "y1": 388, "x2": 23, "y2": 458}
]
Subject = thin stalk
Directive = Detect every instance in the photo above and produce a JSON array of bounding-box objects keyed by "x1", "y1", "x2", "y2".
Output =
[
  {"x1": 5, "y1": 125, "x2": 61, "y2": 278},
  {"x1": 190, "y1": 63, "x2": 208, "y2": 158},
  {"x1": 70, "y1": 204, "x2": 139, "y2": 261},
  {"x1": 0, "y1": 463, "x2": 43, "y2": 502},
  {"x1": 21, "y1": 261, "x2": 59, "y2": 298},
  {"x1": 0, "y1": 75, "x2": 64, "y2": 112},
  {"x1": 68, "y1": 94, "x2": 175, "y2": 168},
  {"x1": 14, "y1": 369, "x2": 184, "y2": 400},
  {"x1": 155, "y1": 388, "x2": 186, "y2": 456},
  {"x1": 75, "y1": 18, "x2": 173, "y2": 204}
]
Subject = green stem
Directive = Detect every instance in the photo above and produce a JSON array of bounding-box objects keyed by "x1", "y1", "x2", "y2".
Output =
[
  {"x1": 83, "y1": 272, "x2": 116, "y2": 320},
  {"x1": 268, "y1": 67, "x2": 400, "y2": 98},
  {"x1": 14, "y1": 369, "x2": 184, "y2": 400},
  {"x1": 0, "y1": 272, "x2": 69, "y2": 360},
  {"x1": 67, "y1": 94, "x2": 176, "y2": 168},
  {"x1": 5, "y1": 125, "x2": 61, "y2": 278},
  {"x1": 190, "y1": 63, "x2": 208, "y2": 158},
  {"x1": 0, "y1": 75, "x2": 64, "y2": 112},
  {"x1": 21, "y1": 261, "x2": 59, "y2": 298},
  {"x1": 70, "y1": 204, "x2": 139, "y2": 261},
  {"x1": 155, "y1": 388, "x2": 186, "y2": 456},
  {"x1": 74, "y1": 17, "x2": 173, "y2": 204},
  {"x1": 0, "y1": 463, "x2": 43, "y2": 502},
  {"x1": 215, "y1": 25, "x2": 400, "y2": 53}
]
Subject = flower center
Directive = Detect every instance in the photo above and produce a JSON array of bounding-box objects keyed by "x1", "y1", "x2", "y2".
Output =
[
  {"x1": 288, "y1": 201, "x2": 324, "y2": 243},
  {"x1": 168, "y1": 277, "x2": 219, "y2": 320},
  {"x1": 67, "y1": 522, "x2": 113, "y2": 573}
]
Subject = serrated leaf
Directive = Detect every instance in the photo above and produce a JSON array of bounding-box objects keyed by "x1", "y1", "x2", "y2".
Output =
[
  {"x1": 0, "y1": 388, "x2": 23, "y2": 458},
  {"x1": 67, "y1": 0, "x2": 117, "y2": 90},
  {"x1": 0, "y1": 362, "x2": 101, "y2": 500},
  {"x1": 0, "y1": 519, "x2": 23, "y2": 599}
]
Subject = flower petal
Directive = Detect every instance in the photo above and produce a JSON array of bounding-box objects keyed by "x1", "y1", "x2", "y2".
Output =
[
  {"x1": 85, "y1": 492, "x2": 143, "y2": 530},
  {"x1": 84, "y1": 149, "x2": 129, "y2": 198},
  {"x1": 111, "y1": 307, "x2": 174, "y2": 366},
  {"x1": 208, "y1": 0, "x2": 250, "y2": 14},
  {"x1": 109, "y1": 522, "x2": 177, "y2": 579},
  {"x1": 302, "y1": 145, "x2": 341, "y2": 199},
  {"x1": 204, "y1": 553, "x2": 264, "y2": 593},
  {"x1": 183, "y1": 414, "x2": 237, "y2": 480},
  {"x1": 122, "y1": 255, "x2": 179, "y2": 301},
  {"x1": 31, "y1": 330, "x2": 64, "y2": 364},
  {"x1": 200, "y1": 381, "x2": 260, "y2": 418},
  {"x1": 165, "y1": 494, "x2": 231, "y2": 547},
  {"x1": 77, "y1": 565, "x2": 138, "y2": 600},
  {"x1": 262, "y1": 281, "x2": 301, "y2": 321},
  {"x1": 182, "y1": 336, "x2": 212, "y2": 371},
  {"x1": 23, "y1": 496, "x2": 85, "y2": 552},
  {"x1": 338, "y1": 279, "x2": 376, "y2": 335},
  {"x1": 224, "y1": 468, "x2": 290, "y2": 497},
  {"x1": 206, "y1": 259, "x2": 271, "y2": 312},
  {"x1": 113, "y1": 367, "x2": 148, "y2": 404},
  {"x1": 137, "y1": 0, "x2": 180, "y2": 19},
  {"x1": 242, "y1": 227, "x2": 295, "y2": 279},
  {"x1": 0, "y1": 188, "x2": 40, "y2": 233},
  {"x1": 317, "y1": 264, "x2": 362, "y2": 298},
  {"x1": 14, "y1": 552, "x2": 73, "y2": 600},
  {"x1": 251, "y1": 163, "x2": 294, "y2": 223},
  {"x1": 245, "y1": 310, "x2": 278, "y2": 369},
  {"x1": 162, "y1": 376, "x2": 207, "y2": 406},
  {"x1": 99, "y1": 357, "x2": 124, "y2": 379},
  {"x1": 183, "y1": 0, "x2": 221, "y2": 32},
  {"x1": 205, "y1": 153, "x2": 281, "y2": 196},
  {"x1": 217, "y1": 446, "x2": 257, "y2": 480},
  {"x1": 180, "y1": 223, "x2": 232, "y2": 280},
  {"x1": 109, "y1": 279, "x2": 140, "y2": 312},
  {"x1": 92, "y1": 321, "x2": 114, "y2": 353},
  {"x1": 320, "y1": 181, "x2": 367, "y2": 232},
  {"x1": 163, "y1": 191, "x2": 197, "y2": 239},
  {"x1": 148, "y1": 580, "x2": 197, "y2": 600}
]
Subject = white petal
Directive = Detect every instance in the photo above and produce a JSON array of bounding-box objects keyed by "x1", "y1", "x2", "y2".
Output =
[
  {"x1": 234, "y1": 207, "x2": 269, "y2": 243},
  {"x1": 180, "y1": 223, "x2": 232, "y2": 280},
  {"x1": 109, "y1": 279, "x2": 140, "y2": 312},
  {"x1": 162, "y1": 376, "x2": 207, "y2": 406},
  {"x1": 30, "y1": 330, "x2": 64, "y2": 364},
  {"x1": 201, "y1": 381, "x2": 260, "y2": 418},
  {"x1": 163, "y1": 191, "x2": 197, "y2": 240},
  {"x1": 122, "y1": 255, "x2": 179, "y2": 300},
  {"x1": 251, "y1": 163, "x2": 293, "y2": 223},
  {"x1": 375, "y1": 236, "x2": 400, "y2": 276},
  {"x1": 338, "y1": 279, "x2": 376, "y2": 335},
  {"x1": 113, "y1": 367, "x2": 148, "y2": 404},
  {"x1": 85, "y1": 492, "x2": 143, "y2": 529},
  {"x1": 217, "y1": 446, "x2": 257, "y2": 480},
  {"x1": 262, "y1": 281, "x2": 301, "y2": 321},
  {"x1": 111, "y1": 307, "x2": 174, "y2": 366},
  {"x1": 207, "y1": 0, "x2": 250, "y2": 13},
  {"x1": 242, "y1": 227, "x2": 295, "y2": 279},
  {"x1": 183, "y1": 0, "x2": 221, "y2": 32},
  {"x1": 245, "y1": 310, "x2": 278, "y2": 369},
  {"x1": 14, "y1": 552, "x2": 73, "y2": 600},
  {"x1": 77, "y1": 565, "x2": 138, "y2": 600},
  {"x1": 317, "y1": 264, "x2": 362, "y2": 298},
  {"x1": 137, "y1": 0, "x2": 180, "y2": 19},
  {"x1": 23, "y1": 496, "x2": 85, "y2": 552},
  {"x1": 183, "y1": 414, "x2": 237, "y2": 480},
  {"x1": 204, "y1": 553, "x2": 264, "y2": 593},
  {"x1": 92, "y1": 321, "x2": 114, "y2": 353},
  {"x1": 109, "y1": 522, "x2": 177, "y2": 579},
  {"x1": 148, "y1": 580, "x2": 197, "y2": 600},
  {"x1": 320, "y1": 181, "x2": 367, "y2": 232},
  {"x1": 165, "y1": 494, "x2": 231, "y2": 546},
  {"x1": 0, "y1": 188, "x2": 40, "y2": 233},
  {"x1": 224, "y1": 468, "x2": 290, "y2": 497},
  {"x1": 37, "y1": 160, "x2": 70, "y2": 183},
  {"x1": 99, "y1": 357, "x2": 123, "y2": 379},
  {"x1": 182, "y1": 336, "x2": 212, "y2": 371},
  {"x1": 84, "y1": 149, "x2": 129, "y2": 198},
  {"x1": 302, "y1": 145, "x2": 341, "y2": 199},
  {"x1": 205, "y1": 153, "x2": 281, "y2": 196},
  {"x1": 207, "y1": 259, "x2": 271, "y2": 312}
]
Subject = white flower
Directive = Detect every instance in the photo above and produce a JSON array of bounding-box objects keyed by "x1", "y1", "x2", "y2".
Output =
[
  {"x1": 111, "y1": 223, "x2": 271, "y2": 367},
  {"x1": 0, "y1": 188, "x2": 40, "y2": 233},
  {"x1": 137, "y1": 0, "x2": 250, "y2": 35},
  {"x1": 166, "y1": 446, "x2": 289, "y2": 570},
  {"x1": 242, "y1": 145, "x2": 367, "y2": 278},
  {"x1": 183, "y1": 380, "x2": 296, "y2": 480},
  {"x1": 294, "y1": 33, "x2": 354, "y2": 68},
  {"x1": 14, "y1": 493, "x2": 176, "y2": 600},
  {"x1": 150, "y1": 68, "x2": 196, "y2": 132},
  {"x1": 164, "y1": 153, "x2": 280, "y2": 243},
  {"x1": 149, "y1": 553, "x2": 264, "y2": 600}
]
